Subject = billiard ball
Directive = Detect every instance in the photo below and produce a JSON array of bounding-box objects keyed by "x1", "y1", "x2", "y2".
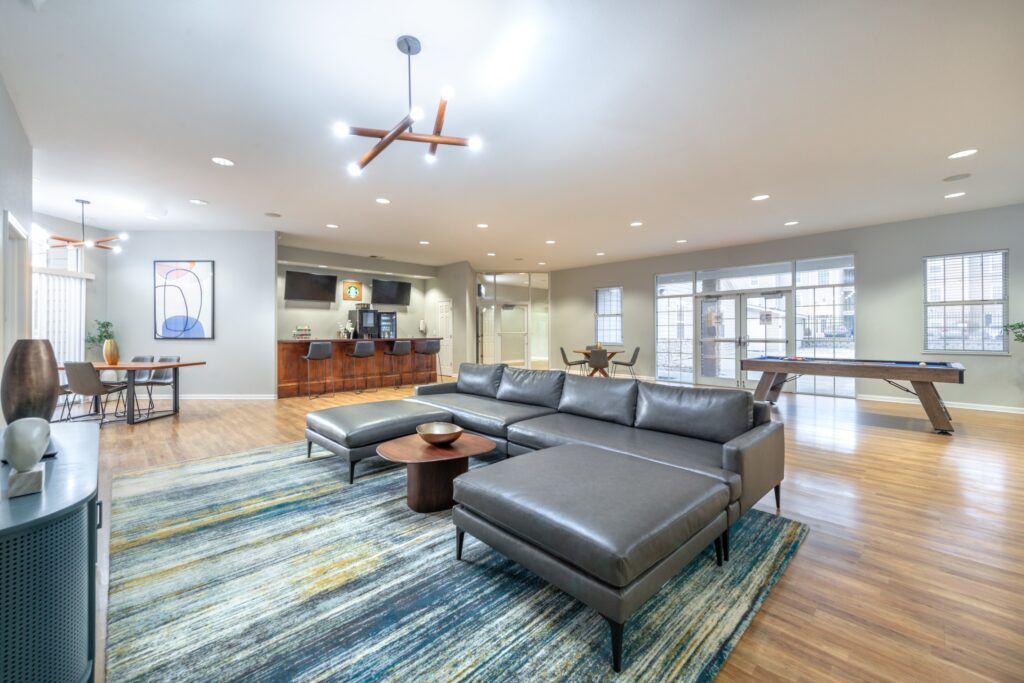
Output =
[{"x1": 918, "y1": 361, "x2": 927, "y2": 366}]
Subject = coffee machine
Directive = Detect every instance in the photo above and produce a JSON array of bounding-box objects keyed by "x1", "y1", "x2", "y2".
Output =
[{"x1": 348, "y1": 306, "x2": 380, "y2": 338}]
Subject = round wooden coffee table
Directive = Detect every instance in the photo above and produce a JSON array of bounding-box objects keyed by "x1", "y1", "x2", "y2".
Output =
[{"x1": 376, "y1": 432, "x2": 496, "y2": 512}]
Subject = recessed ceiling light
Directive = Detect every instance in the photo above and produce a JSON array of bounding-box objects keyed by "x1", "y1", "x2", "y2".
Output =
[
  {"x1": 784, "y1": 220, "x2": 799, "y2": 226},
  {"x1": 477, "y1": 223, "x2": 489, "y2": 228},
  {"x1": 264, "y1": 212, "x2": 282, "y2": 218},
  {"x1": 189, "y1": 199, "x2": 208, "y2": 206},
  {"x1": 595, "y1": 252, "x2": 605, "y2": 256},
  {"x1": 751, "y1": 194, "x2": 770, "y2": 201},
  {"x1": 944, "y1": 192, "x2": 966, "y2": 199},
  {"x1": 675, "y1": 239, "x2": 688, "y2": 244},
  {"x1": 419, "y1": 240, "x2": 430, "y2": 245},
  {"x1": 630, "y1": 221, "x2": 643, "y2": 227},
  {"x1": 326, "y1": 223, "x2": 339, "y2": 229},
  {"x1": 947, "y1": 149, "x2": 977, "y2": 159},
  {"x1": 317, "y1": 264, "x2": 328, "y2": 268},
  {"x1": 211, "y1": 157, "x2": 234, "y2": 166},
  {"x1": 486, "y1": 252, "x2": 496, "y2": 256},
  {"x1": 545, "y1": 240, "x2": 556, "y2": 245},
  {"x1": 538, "y1": 261, "x2": 546, "y2": 265},
  {"x1": 943, "y1": 173, "x2": 971, "y2": 182},
  {"x1": 375, "y1": 198, "x2": 390, "y2": 205}
]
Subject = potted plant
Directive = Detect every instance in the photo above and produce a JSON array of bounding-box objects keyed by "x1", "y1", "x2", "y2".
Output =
[
  {"x1": 86, "y1": 320, "x2": 119, "y2": 365},
  {"x1": 1007, "y1": 322, "x2": 1024, "y2": 344}
]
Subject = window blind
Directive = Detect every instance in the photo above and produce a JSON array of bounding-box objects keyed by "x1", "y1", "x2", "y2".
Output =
[{"x1": 924, "y1": 250, "x2": 1008, "y2": 352}]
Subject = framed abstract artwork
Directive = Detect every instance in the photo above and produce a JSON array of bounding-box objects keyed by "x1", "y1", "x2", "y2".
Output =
[{"x1": 154, "y1": 260, "x2": 215, "y2": 339}]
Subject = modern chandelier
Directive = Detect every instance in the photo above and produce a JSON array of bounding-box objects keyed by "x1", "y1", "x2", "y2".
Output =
[
  {"x1": 334, "y1": 35, "x2": 481, "y2": 176},
  {"x1": 47, "y1": 199, "x2": 127, "y2": 253}
]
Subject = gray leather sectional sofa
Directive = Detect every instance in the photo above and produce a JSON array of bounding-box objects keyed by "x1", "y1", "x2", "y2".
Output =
[{"x1": 409, "y1": 363, "x2": 784, "y2": 524}]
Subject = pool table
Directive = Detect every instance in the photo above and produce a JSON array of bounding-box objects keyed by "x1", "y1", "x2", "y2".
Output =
[{"x1": 740, "y1": 356, "x2": 966, "y2": 434}]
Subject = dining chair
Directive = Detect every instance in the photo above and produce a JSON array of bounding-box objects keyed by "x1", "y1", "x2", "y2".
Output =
[
  {"x1": 139, "y1": 356, "x2": 179, "y2": 416},
  {"x1": 587, "y1": 348, "x2": 609, "y2": 376},
  {"x1": 64, "y1": 362, "x2": 126, "y2": 426},
  {"x1": 560, "y1": 347, "x2": 587, "y2": 375},
  {"x1": 611, "y1": 346, "x2": 640, "y2": 379},
  {"x1": 115, "y1": 355, "x2": 153, "y2": 420},
  {"x1": 56, "y1": 383, "x2": 73, "y2": 422}
]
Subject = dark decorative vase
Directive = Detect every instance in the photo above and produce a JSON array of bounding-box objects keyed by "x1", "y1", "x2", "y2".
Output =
[{"x1": 2, "y1": 340, "x2": 60, "y2": 455}]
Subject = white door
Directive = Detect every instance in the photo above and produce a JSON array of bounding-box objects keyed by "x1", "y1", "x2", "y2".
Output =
[{"x1": 438, "y1": 299, "x2": 454, "y2": 378}]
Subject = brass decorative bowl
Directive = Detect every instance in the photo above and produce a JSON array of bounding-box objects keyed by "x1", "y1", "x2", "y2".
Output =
[{"x1": 416, "y1": 422, "x2": 464, "y2": 446}]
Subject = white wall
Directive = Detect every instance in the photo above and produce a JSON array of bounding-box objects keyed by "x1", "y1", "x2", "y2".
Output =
[
  {"x1": 0, "y1": 72, "x2": 32, "y2": 363},
  {"x1": 551, "y1": 203, "x2": 1024, "y2": 410},
  {"x1": 105, "y1": 230, "x2": 277, "y2": 397}
]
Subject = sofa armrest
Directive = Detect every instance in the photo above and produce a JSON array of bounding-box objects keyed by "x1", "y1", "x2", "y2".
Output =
[
  {"x1": 415, "y1": 382, "x2": 458, "y2": 396},
  {"x1": 722, "y1": 421, "x2": 785, "y2": 514}
]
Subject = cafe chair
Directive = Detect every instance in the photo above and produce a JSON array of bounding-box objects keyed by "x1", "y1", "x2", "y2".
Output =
[
  {"x1": 560, "y1": 347, "x2": 587, "y2": 375},
  {"x1": 587, "y1": 348, "x2": 610, "y2": 377},
  {"x1": 611, "y1": 346, "x2": 640, "y2": 379},
  {"x1": 303, "y1": 342, "x2": 335, "y2": 399},
  {"x1": 384, "y1": 340, "x2": 412, "y2": 388},
  {"x1": 56, "y1": 382, "x2": 73, "y2": 422},
  {"x1": 347, "y1": 340, "x2": 377, "y2": 394},
  {"x1": 139, "y1": 356, "x2": 180, "y2": 416},
  {"x1": 115, "y1": 355, "x2": 153, "y2": 420},
  {"x1": 64, "y1": 361, "x2": 126, "y2": 426},
  {"x1": 413, "y1": 339, "x2": 443, "y2": 381}
]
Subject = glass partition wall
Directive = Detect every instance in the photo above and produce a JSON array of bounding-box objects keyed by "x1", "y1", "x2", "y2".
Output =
[{"x1": 477, "y1": 273, "x2": 550, "y2": 369}]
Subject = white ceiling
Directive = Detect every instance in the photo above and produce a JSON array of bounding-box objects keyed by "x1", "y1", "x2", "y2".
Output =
[{"x1": 2, "y1": 0, "x2": 1023, "y2": 271}]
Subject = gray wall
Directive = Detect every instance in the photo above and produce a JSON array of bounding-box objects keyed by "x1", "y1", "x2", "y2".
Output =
[
  {"x1": 276, "y1": 265, "x2": 427, "y2": 340},
  {"x1": 105, "y1": 230, "x2": 277, "y2": 397},
  {"x1": 551, "y1": 203, "x2": 1024, "y2": 410},
  {"x1": 425, "y1": 262, "x2": 478, "y2": 370},
  {"x1": 0, "y1": 73, "x2": 32, "y2": 363}
]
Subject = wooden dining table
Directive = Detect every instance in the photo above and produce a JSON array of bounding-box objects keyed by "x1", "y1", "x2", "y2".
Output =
[
  {"x1": 60, "y1": 361, "x2": 206, "y2": 425},
  {"x1": 573, "y1": 348, "x2": 626, "y2": 377}
]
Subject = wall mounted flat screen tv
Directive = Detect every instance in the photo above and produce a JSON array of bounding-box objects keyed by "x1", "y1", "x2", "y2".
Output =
[
  {"x1": 371, "y1": 279, "x2": 411, "y2": 306},
  {"x1": 284, "y1": 271, "x2": 337, "y2": 302}
]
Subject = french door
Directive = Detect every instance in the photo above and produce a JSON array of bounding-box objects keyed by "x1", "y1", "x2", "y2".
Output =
[{"x1": 697, "y1": 292, "x2": 791, "y2": 389}]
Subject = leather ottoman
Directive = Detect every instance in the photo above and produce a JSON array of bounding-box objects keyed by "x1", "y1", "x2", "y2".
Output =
[
  {"x1": 452, "y1": 445, "x2": 730, "y2": 672},
  {"x1": 305, "y1": 400, "x2": 452, "y2": 483}
]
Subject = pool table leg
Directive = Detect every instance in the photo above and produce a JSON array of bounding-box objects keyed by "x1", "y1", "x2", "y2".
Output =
[
  {"x1": 766, "y1": 373, "x2": 788, "y2": 403},
  {"x1": 753, "y1": 373, "x2": 776, "y2": 401},
  {"x1": 911, "y1": 381, "x2": 954, "y2": 434}
]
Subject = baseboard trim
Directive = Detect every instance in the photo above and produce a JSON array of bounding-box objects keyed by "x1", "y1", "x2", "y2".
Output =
[
  {"x1": 857, "y1": 393, "x2": 1024, "y2": 415},
  {"x1": 147, "y1": 393, "x2": 278, "y2": 401}
]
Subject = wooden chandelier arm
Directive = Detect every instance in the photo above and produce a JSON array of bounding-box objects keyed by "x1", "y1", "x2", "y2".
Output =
[
  {"x1": 428, "y1": 97, "x2": 448, "y2": 157},
  {"x1": 348, "y1": 127, "x2": 469, "y2": 147},
  {"x1": 353, "y1": 113, "x2": 415, "y2": 171}
]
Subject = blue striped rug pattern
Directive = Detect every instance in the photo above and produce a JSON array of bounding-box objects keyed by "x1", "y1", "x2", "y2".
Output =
[{"x1": 107, "y1": 442, "x2": 807, "y2": 682}]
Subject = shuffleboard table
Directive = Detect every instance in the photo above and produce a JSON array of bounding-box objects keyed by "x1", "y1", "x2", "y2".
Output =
[{"x1": 740, "y1": 356, "x2": 965, "y2": 434}]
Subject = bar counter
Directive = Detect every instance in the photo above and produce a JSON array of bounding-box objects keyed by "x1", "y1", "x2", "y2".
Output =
[{"x1": 277, "y1": 338, "x2": 440, "y2": 397}]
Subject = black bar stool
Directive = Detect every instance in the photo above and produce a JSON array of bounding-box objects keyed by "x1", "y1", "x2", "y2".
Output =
[
  {"x1": 413, "y1": 339, "x2": 442, "y2": 381},
  {"x1": 347, "y1": 340, "x2": 376, "y2": 393},
  {"x1": 303, "y1": 341, "x2": 335, "y2": 399},
  {"x1": 384, "y1": 340, "x2": 412, "y2": 388}
]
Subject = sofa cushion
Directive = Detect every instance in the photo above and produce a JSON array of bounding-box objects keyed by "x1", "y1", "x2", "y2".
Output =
[
  {"x1": 306, "y1": 400, "x2": 452, "y2": 449},
  {"x1": 506, "y1": 412, "x2": 741, "y2": 501},
  {"x1": 557, "y1": 374, "x2": 638, "y2": 426},
  {"x1": 495, "y1": 367, "x2": 565, "y2": 409},
  {"x1": 634, "y1": 383, "x2": 753, "y2": 443},
  {"x1": 454, "y1": 445, "x2": 730, "y2": 587},
  {"x1": 456, "y1": 363, "x2": 506, "y2": 398},
  {"x1": 407, "y1": 394, "x2": 555, "y2": 438}
]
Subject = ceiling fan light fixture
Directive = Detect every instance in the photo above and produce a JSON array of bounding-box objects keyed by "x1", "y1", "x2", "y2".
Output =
[
  {"x1": 347, "y1": 162, "x2": 363, "y2": 177},
  {"x1": 424, "y1": 152, "x2": 437, "y2": 164},
  {"x1": 467, "y1": 136, "x2": 483, "y2": 151},
  {"x1": 332, "y1": 122, "x2": 351, "y2": 137},
  {"x1": 441, "y1": 85, "x2": 455, "y2": 101},
  {"x1": 409, "y1": 106, "x2": 425, "y2": 122}
]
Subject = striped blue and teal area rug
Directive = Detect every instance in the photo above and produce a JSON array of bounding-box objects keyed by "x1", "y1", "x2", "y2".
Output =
[{"x1": 107, "y1": 443, "x2": 807, "y2": 682}]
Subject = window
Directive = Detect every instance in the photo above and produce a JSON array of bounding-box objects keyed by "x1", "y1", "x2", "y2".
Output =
[
  {"x1": 30, "y1": 225, "x2": 87, "y2": 366},
  {"x1": 595, "y1": 286, "x2": 623, "y2": 345},
  {"x1": 655, "y1": 273, "x2": 694, "y2": 382},
  {"x1": 697, "y1": 261, "x2": 792, "y2": 293},
  {"x1": 795, "y1": 255, "x2": 856, "y2": 397},
  {"x1": 924, "y1": 250, "x2": 1008, "y2": 353}
]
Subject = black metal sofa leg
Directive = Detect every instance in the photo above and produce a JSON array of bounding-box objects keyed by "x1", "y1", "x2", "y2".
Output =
[
  {"x1": 723, "y1": 528, "x2": 730, "y2": 562},
  {"x1": 774, "y1": 484, "x2": 781, "y2": 509},
  {"x1": 455, "y1": 528, "x2": 465, "y2": 560},
  {"x1": 714, "y1": 536, "x2": 723, "y2": 566},
  {"x1": 306, "y1": 441, "x2": 312, "y2": 458},
  {"x1": 605, "y1": 616, "x2": 624, "y2": 672},
  {"x1": 348, "y1": 460, "x2": 356, "y2": 485}
]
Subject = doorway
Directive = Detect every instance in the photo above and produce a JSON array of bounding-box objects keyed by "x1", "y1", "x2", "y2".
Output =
[
  {"x1": 438, "y1": 299, "x2": 454, "y2": 378},
  {"x1": 476, "y1": 272, "x2": 549, "y2": 369},
  {"x1": 697, "y1": 292, "x2": 790, "y2": 388}
]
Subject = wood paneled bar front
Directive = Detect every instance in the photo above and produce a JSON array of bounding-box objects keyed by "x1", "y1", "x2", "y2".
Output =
[{"x1": 277, "y1": 339, "x2": 441, "y2": 397}]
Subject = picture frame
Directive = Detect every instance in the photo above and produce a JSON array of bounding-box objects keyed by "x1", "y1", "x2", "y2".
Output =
[{"x1": 154, "y1": 260, "x2": 215, "y2": 339}]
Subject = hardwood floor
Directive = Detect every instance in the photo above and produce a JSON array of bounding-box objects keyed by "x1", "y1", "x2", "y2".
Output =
[{"x1": 92, "y1": 390, "x2": 1024, "y2": 682}]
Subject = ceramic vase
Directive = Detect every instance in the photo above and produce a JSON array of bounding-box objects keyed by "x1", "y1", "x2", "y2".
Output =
[
  {"x1": 1, "y1": 339, "x2": 59, "y2": 424},
  {"x1": 103, "y1": 339, "x2": 120, "y2": 365},
  {"x1": 2, "y1": 417, "x2": 50, "y2": 472}
]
